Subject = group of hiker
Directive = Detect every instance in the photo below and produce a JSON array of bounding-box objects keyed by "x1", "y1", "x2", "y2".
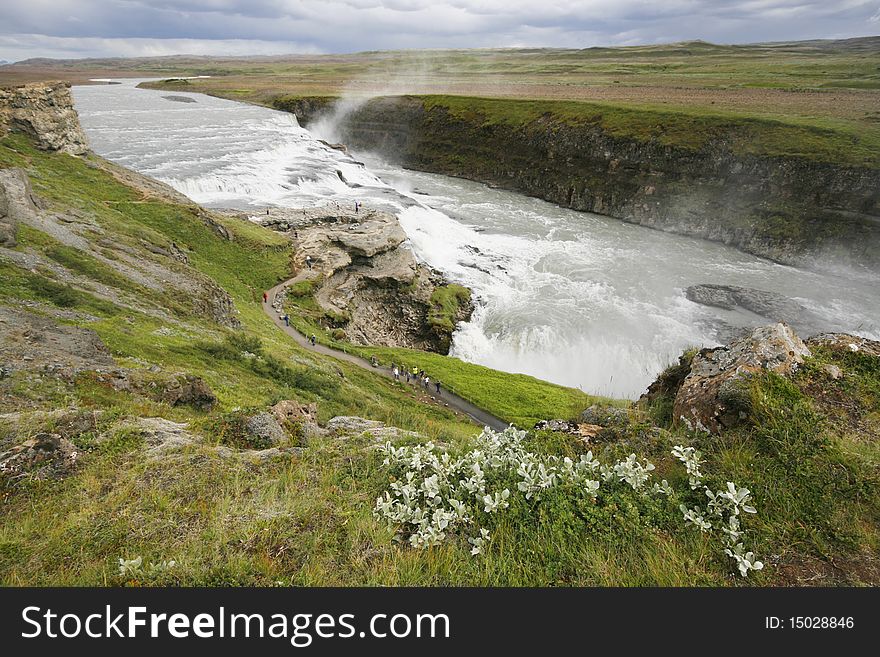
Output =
[
  {"x1": 388, "y1": 362, "x2": 442, "y2": 395},
  {"x1": 261, "y1": 233, "x2": 448, "y2": 397}
]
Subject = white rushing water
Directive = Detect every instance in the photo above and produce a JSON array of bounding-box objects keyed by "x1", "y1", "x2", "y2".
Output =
[{"x1": 73, "y1": 80, "x2": 880, "y2": 399}]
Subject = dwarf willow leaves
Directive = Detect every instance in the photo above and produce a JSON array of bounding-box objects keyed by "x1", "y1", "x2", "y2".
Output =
[{"x1": 373, "y1": 428, "x2": 762, "y2": 577}]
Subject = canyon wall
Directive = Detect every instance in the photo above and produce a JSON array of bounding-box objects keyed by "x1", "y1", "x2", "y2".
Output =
[{"x1": 279, "y1": 95, "x2": 880, "y2": 272}]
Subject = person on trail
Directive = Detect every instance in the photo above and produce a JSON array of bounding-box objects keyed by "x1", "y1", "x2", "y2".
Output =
[
  {"x1": 393, "y1": 366, "x2": 399, "y2": 381},
  {"x1": 310, "y1": 334, "x2": 317, "y2": 347},
  {"x1": 371, "y1": 355, "x2": 379, "y2": 367},
  {"x1": 283, "y1": 314, "x2": 290, "y2": 327},
  {"x1": 412, "y1": 366, "x2": 419, "y2": 381},
  {"x1": 405, "y1": 369, "x2": 411, "y2": 383},
  {"x1": 262, "y1": 291, "x2": 268, "y2": 303},
  {"x1": 266, "y1": 208, "x2": 270, "y2": 215},
  {"x1": 305, "y1": 255, "x2": 313, "y2": 270},
  {"x1": 435, "y1": 380, "x2": 441, "y2": 394},
  {"x1": 423, "y1": 375, "x2": 430, "y2": 390}
]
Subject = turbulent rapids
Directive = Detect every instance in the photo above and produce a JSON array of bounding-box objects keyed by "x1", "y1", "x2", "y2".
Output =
[{"x1": 73, "y1": 80, "x2": 880, "y2": 398}]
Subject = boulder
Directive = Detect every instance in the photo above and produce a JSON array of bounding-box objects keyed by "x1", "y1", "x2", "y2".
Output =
[
  {"x1": 243, "y1": 412, "x2": 287, "y2": 446},
  {"x1": 533, "y1": 419, "x2": 610, "y2": 442},
  {"x1": 270, "y1": 399, "x2": 326, "y2": 442},
  {"x1": 673, "y1": 323, "x2": 811, "y2": 433},
  {"x1": 154, "y1": 374, "x2": 217, "y2": 411},
  {"x1": 0, "y1": 432, "x2": 78, "y2": 482}
]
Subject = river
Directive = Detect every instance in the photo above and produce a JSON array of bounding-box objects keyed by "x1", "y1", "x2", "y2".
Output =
[{"x1": 72, "y1": 80, "x2": 880, "y2": 399}]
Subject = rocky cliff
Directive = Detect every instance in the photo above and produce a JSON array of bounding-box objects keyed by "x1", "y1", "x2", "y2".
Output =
[
  {"x1": 0, "y1": 82, "x2": 88, "y2": 155},
  {"x1": 280, "y1": 95, "x2": 880, "y2": 272}
]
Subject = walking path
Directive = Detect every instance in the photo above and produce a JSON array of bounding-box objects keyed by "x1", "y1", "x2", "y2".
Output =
[{"x1": 262, "y1": 279, "x2": 508, "y2": 431}]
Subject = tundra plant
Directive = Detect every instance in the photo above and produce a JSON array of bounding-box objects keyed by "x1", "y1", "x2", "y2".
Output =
[{"x1": 374, "y1": 426, "x2": 763, "y2": 578}]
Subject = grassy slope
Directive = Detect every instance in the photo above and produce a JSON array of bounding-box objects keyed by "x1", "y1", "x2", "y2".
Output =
[
  {"x1": 279, "y1": 286, "x2": 601, "y2": 428},
  {"x1": 0, "y1": 131, "x2": 877, "y2": 586}
]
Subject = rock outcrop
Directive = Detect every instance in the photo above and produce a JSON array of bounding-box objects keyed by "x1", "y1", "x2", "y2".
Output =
[
  {"x1": 258, "y1": 206, "x2": 472, "y2": 352},
  {"x1": 282, "y1": 95, "x2": 880, "y2": 272},
  {"x1": 685, "y1": 284, "x2": 825, "y2": 336},
  {"x1": 0, "y1": 167, "x2": 40, "y2": 247},
  {"x1": 0, "y1": 82, "x2": 88, "y2": 155},
  {"x1": 0, "y1": 305, "x2": 115, "y2": 374},
  {"x1": 660, "y1": 323, "x2": 812, "y2": 433}
]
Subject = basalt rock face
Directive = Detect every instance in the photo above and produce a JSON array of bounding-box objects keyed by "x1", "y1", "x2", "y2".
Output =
[
  {"x1": 287, "y1": 96, "x2": 880, "y2": 273},
  {"x1": 0, "y1": 82, "x2": 89, "y2": 155}
]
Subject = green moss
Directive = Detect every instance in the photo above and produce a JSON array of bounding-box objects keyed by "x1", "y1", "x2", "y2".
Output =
[{"x1": 428, "y1": 283, "x2": 471, "y2": 333}]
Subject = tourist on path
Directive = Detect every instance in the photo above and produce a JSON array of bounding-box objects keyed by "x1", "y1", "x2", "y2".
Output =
[
  {"x1": 305, "y1": 255, "x2": 313, "y2": 270},
  {"x1": 262, "y1": 291, "x2": 268, "y2": 303},
  {"x1": 310, "y1": 334, "x2": 317, "y2": 346},
  {"x1": 283, "y1": 314, "x2": 290, "y2": 327},
  {"x1": 435, "y1": 380, "x2": 441, "y2": 394}
]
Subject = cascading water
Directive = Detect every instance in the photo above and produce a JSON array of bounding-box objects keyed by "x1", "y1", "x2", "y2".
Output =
[{"x1": 73, "y1": 80, "x2": 880, "y2": 399}]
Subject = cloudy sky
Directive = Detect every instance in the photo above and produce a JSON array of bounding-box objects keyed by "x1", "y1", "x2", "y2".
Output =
[{"x1": 0, "y1": 0, "x2": 879, "y2": 62}]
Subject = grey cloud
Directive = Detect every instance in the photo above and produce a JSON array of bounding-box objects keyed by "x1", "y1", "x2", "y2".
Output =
[{"x1": 0, "y1": 0, "x2": 878, "y2": 61}]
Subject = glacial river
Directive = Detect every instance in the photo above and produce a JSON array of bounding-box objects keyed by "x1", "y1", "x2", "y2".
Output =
[{"x1": 73, "y1": 80, "x2": 880, "y2": 398}]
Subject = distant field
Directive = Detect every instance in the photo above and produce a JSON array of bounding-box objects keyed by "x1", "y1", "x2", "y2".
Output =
[{"x1": 3, "y1": 38, "x2": 879, "y2": 166}]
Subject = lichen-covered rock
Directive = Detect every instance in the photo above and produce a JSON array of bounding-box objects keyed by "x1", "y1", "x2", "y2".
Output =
[
  {"x1": 327, "y1": 416, "x2": 423, "y2": 441},
  {"x1": 806, "y1": 333, "x2": 880, "y2": 358},
  {"x1": 0, "y1": 82, "x2": 89, "y2": 155},
  {"x1": 257, "y1": 206, "x2": 472, "y2": 353},
  {"x1": 673, "y1": 323, "x2": 811, "y2": 433},
  {"x1": 243, "y1": 412, "x2": 287, "y2": 446},
  {"x1": 271, "y1": 399, "x2": 326, "y2": 443}
]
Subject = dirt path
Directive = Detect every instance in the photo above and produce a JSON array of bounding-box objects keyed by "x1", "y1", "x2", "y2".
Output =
[{"x1": 262, "y1": 279, "x2": 508, "y2": 431}]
